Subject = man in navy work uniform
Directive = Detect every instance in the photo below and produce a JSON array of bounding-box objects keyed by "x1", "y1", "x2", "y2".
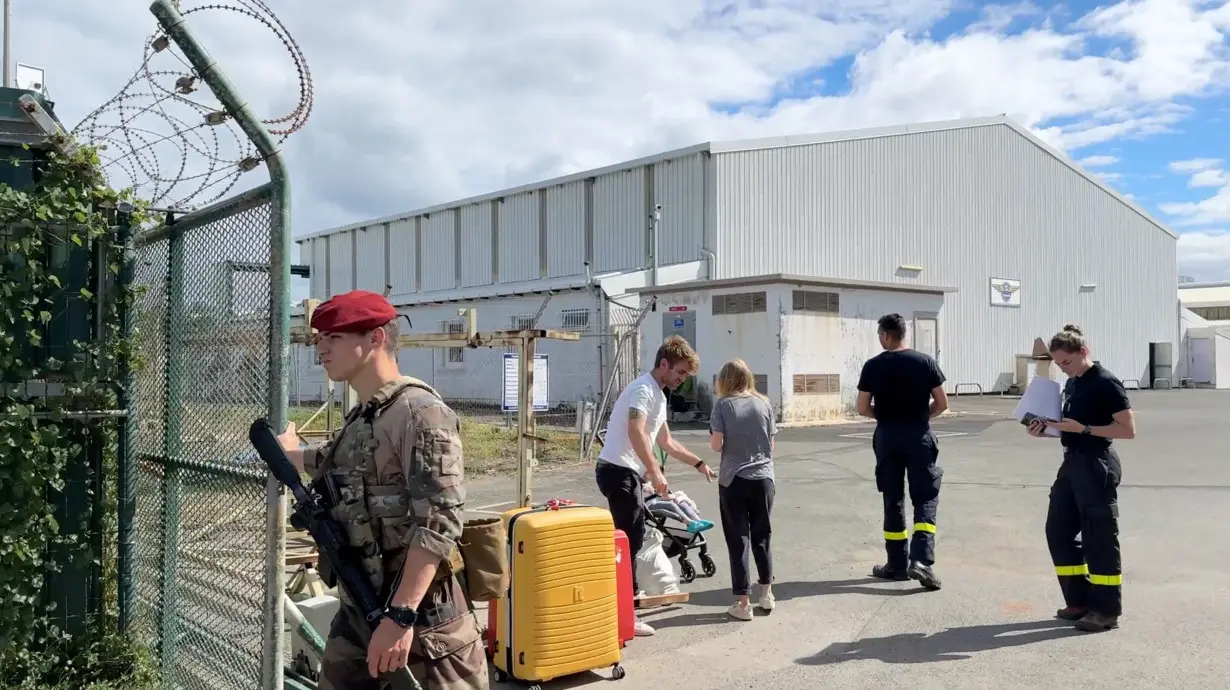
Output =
[{"x1": 856, "y1": 313, "x2": 949, "y2": 590}]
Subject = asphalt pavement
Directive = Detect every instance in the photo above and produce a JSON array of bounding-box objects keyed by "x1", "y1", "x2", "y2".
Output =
[{"x1": 468, "y1": 389, "x2": 1230, "y2": 690}]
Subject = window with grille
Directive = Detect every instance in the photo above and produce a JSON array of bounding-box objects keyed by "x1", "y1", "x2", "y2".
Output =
[
  {"x1": 714, "y1": 373, "x2": 769, "y2": 395},
  {"x1": 792, "y1": 373, "x2": 840, "y2": 395},
  {"x1": 444, "y1": 319, "x2": 465, "y2": 364},
  {"x1": 712, "y1": 291, "x2": 767, "y2": 315},
  {"x1": 510, "y1": 314, "x2": 535, "y2": 330},
  {"x1": 792, "y1": 289, "x2": 839, "y2": 314},
  {"x1": 560, "y1": 308, "x2": 590, "y2": 332}
]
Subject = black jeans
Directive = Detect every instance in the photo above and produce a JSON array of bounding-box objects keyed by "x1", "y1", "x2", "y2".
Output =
[
  {"x1": 718, "y1": 476, "x2": 775, "y2": 597},
  {"x1": 1046, "y1": 447, "x2": 1123, "y2": 616},
  {"x1": 595, "y1": 461, "x2": 646, "y2": 594}
]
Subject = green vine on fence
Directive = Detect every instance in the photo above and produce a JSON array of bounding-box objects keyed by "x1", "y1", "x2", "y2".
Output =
[{"x1": 0, "y1": 143, "x2": 156, "y2": 689}]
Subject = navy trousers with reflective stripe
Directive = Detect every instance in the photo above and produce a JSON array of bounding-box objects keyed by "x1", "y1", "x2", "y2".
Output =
[
  {"x1": 1045, "y1": 447, "x2": 1123, "y2": 616},
  {"x1": 873, "y1": 426, "x2": 943, "y2": 569}
]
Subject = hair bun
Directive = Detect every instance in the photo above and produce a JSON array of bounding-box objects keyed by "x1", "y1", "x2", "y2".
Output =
[{"x1": 1062, "y1": 324, "x2": 1082, "y2": 336}]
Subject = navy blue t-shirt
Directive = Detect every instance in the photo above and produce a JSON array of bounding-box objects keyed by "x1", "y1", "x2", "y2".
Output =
[{"x1": 857, "y1": 349, "x2": 946, "y2": 428}]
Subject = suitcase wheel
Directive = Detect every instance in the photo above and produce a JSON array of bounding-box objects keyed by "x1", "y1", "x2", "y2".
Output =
[{"x1": 612, "y1": 663, "x2": 627, "y2": 680}]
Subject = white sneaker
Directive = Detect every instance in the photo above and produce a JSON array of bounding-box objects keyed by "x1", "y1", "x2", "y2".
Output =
[
  {"x1": 758, "y1": 587, "x2": 776, "y2": 612},
  {"x1": 727, "y1": 601, "x2": 753, "y2": 621},
  {"x1": 633, "y1": 619, "x2": 656, "y2": 636}
]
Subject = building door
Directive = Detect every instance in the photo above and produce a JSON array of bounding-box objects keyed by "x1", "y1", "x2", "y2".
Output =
[
  {"x1": 1189, "y1": 336, "x2": 1214, "y2": 384},
  {"x1": 913, "y1": 313, "x2": 939, "y2": 360}
]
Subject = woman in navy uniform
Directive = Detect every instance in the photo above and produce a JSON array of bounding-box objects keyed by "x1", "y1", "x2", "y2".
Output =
[{"x1": 1027, "y1": 325, "x2": 1136, "y2": 633}]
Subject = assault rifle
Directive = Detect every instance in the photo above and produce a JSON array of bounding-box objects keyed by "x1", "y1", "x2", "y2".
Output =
[{"x1": 248, "y1": 418, "x2": 424, "y2": 690}]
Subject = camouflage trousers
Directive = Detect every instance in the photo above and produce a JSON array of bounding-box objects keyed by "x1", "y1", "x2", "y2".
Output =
[{"x1": 319, "y1": 576, "x2": 490, "y2": 690}]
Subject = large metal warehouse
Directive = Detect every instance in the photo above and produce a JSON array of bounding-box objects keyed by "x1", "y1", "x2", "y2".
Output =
[{"x1": 293, "y1": 115, "x2": 1179, "y2": 423}]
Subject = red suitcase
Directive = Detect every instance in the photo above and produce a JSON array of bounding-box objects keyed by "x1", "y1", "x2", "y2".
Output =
[{"x1": 614, "y1": 529, "x2": 635, "y2": 647}]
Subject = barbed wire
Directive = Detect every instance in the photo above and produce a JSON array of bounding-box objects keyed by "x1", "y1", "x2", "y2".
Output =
[{"x1": 70, "y1": 0, "x2": 313, "y2": 212}]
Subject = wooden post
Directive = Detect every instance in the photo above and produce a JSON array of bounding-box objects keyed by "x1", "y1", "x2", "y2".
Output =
[{"x1": 517, "y1": 333, "x2": 537, "y2": 508}]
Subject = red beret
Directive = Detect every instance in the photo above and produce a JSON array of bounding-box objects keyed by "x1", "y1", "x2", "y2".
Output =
[{"x1": 310, "y1": 290, "x2": 398, "y2": 334}]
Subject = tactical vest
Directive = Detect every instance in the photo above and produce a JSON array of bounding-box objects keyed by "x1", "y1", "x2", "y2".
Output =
[{"x1": 318, "y1": 376, "x2": 462, "y2": 597}]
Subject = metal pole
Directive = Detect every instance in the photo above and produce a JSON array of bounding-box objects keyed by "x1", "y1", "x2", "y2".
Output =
[
  {"x1": 149, "y1": 2, "x2": 291, "y2": 687},
  {"x1": 3, "y1": 0, "x2": 11, "y2": 88},
  {"x1": 115, "y1": 211, "x2": 136, "y2": 633}
]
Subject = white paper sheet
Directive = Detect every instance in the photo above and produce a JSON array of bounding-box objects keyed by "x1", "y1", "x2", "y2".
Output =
[{"x1": 1013, "y1": 377, "x2": 1062, "y2": 437}]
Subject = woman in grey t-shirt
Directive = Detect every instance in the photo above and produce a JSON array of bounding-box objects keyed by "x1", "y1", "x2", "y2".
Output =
[{"x1": 709, "y1": 358, "x2": 777, "y2": 621}]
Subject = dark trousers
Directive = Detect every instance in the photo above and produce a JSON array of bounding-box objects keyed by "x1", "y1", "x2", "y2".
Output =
[
  {"x1": 718, "y1": 476, "x2": 775, "y2": 596},
  {"x1": 595, "y1": 461, "x2": 646, "y2": 594},
  {"x1": 872, "y1": 426, "x2": 942, "y2": 568},
  {"x1": 1046, "y1": 447, "x2": 1123, "y2": 616}
]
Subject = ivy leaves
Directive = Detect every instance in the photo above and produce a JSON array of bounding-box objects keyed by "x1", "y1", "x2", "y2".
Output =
[{"x1": 0, "y1": 143, "x2": 151, "y2": 684}]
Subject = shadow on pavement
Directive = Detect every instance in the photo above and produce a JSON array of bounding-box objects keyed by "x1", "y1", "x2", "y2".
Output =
[
  {"x1": 491, "y1": 668, "x2": 616, "y2": 689},
  {"x1": 683, "y1": 577, "x2": 934, "y2": 608},
  {"x1": 796, "y1": 618, "x2": 1080, "y2": 665}
]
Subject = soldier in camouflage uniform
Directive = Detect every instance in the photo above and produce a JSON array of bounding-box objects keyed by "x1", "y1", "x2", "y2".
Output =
[{"x1": 278, "y1": 290, "x2": 489, "y2": 690}]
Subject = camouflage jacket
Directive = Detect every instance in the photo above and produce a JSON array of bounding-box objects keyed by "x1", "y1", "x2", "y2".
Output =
[{"x1": 304, "y1": 376, "x2": 466, "y2": 592}]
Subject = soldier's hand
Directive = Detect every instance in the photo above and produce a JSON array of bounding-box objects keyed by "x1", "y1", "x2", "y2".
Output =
[
  {"x1": 367, "y1": 618, "x2": 414, "y2": 678},
  {"x1": 277, "y1": 422, "x2": 299, "y2": 451}
]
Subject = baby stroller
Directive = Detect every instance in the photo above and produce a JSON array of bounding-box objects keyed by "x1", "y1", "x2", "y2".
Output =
[
  {"x1": 591, "y1": 427, "x2": 718, "y2": 583},
  {"x1": 645, "y1": 491, "x2": 717, "y2": 584}
]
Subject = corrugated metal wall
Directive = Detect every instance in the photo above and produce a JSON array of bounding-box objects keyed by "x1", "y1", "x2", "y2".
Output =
[
  {"x1": 593, "y1": 168, "x2": 645, "y2": 273},
  {"x1": 388, "y1": 218, "x2": 416, "y2": 294},
  {"x1": 459, "y1": 204, "x2": 492, "y2": 288},
  {"x1": 654, "y1": 153, "x2": 706, "y2": 265},
  {"x1": 712, "y1": 123, "x2": 1179, "y2": 392},
  {"x1": 498, "y1": 192, "x2": 539, "y2": 283},
  {"x1": 297, "y1": 151, "x2": 711, "y2": 300},
  {"x1": 421, "y1": 211, "x2": 456, "y2": 292},
  {"x1": 327, "y1": 230, "x2": 354, "y2": 297},
  {"x1": 545, "y1": 181, "x2": 586, "y2": 278},
  {"x1": 354, "y1": 224, "x2": 387, "y2": 293}
]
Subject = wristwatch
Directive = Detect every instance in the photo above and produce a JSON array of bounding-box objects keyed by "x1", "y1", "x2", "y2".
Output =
[
  {"x1": 1080, "y1": 424, "x2": 1092, "y2": 435},
  {"x1": 385, "y1": 606, "x2": 419, "y2": 629}
]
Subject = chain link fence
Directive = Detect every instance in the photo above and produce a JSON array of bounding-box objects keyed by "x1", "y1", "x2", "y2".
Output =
[{"x1": 130, "y1": 189, "x2": 284, "y2": 690}]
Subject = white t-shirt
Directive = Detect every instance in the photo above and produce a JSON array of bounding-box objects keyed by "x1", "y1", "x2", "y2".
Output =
[{"x1": 598, "y1": 372, "x2": 667, "y2": 477}]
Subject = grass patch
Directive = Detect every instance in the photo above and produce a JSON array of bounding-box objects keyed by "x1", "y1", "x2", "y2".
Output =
[
  {"x1": 287, "y1": 406, "x2": 582, "y2": 476},
  {"x1": 460, "y1": 419, "x2": 582, "y2": 476}
]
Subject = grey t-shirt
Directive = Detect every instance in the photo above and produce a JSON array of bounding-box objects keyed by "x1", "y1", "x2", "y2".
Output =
[{"x1": 710, "y1": 394, "x2": 776, "y2": 487}]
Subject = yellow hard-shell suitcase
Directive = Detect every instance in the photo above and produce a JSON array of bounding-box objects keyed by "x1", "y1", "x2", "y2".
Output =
[{"x1": 490, "y1": 502, "x2": 626, "y2": 687}]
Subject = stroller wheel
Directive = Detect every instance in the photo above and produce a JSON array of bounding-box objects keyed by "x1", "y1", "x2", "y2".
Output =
[
  {"x1": 700, "y1": 553, "x2": 717, "y2": 578},
  {"x1": 679, "y1": 558, "x2": 696, "y2": 583}
]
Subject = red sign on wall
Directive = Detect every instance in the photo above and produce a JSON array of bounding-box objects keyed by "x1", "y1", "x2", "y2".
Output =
[{"x1": 668, "y1": 306, "x2": 688, "y2": 312}]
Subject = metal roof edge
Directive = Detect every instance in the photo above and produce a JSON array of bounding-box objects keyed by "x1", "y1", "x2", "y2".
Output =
[
  {"x1": 627, "y1": 273, "x2": 958, "y2": 296},
  {"x1": 293, "y1": 142, "x2": 713, "y2": 243},
  {"x1": 705, "y1": 115, "x2": 1012, "y2": 154}
]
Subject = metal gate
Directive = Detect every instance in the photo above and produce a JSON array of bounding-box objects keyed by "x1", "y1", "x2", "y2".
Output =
[{"x1": 121, "y1": 1, "x2": 294, "y2": 688}]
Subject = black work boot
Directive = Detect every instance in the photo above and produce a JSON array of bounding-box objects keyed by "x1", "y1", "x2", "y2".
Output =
[
  {"x1": 871, "y1": 564, "x2": 910, "y2": 581},
  {"x1": 907, "y1": 561, "x2": 942, "y2": 590},
  {"x1": 1055, "y1": 606, "x2": 1088, "y2": 621},
  {"x1": 1074, "y1": 611, "x2": 1119, "y2": 632}
]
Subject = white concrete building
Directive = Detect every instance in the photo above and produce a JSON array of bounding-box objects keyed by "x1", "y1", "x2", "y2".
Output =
[
  {"x1": 1176, "y1": 282, "x2": 1230, "y2": 389},
  {"x1": 295, "y1": 115, "x2": 1180, "y2": 421}
]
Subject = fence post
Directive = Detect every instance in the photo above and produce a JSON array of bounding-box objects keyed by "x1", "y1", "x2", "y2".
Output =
[
  {"x1": 115, "y1": 209, "x2": 136, "y2": 633},
  {"x1": 158, "y1": 218, "x2": 185, "y2": 674},
  {"x1": 150, "y1": 1, "x2": 293, "y2": 686}
]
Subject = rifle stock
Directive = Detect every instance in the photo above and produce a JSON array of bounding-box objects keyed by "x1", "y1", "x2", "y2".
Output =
[{"x1": 248, "y1": 418, "x2": 424, "y2": 690}]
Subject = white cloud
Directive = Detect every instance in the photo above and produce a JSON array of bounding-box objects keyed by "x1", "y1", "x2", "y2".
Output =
[
  {"x1": 1178, "y1": 230, "x2": 1230, "y2": 280},
  {"x1": 1162, "y1": 157, "x2": 1230, "y2": 226},
  {"x1": 1079, "y1": 154, "x2": 1121, "y2": 166},
  {"x1": 1170, "y1": 158, "x2": 1223, "y2": 173},
  {"x1": 10, "y1": 0, "x2": 1230, "y2": 237}
]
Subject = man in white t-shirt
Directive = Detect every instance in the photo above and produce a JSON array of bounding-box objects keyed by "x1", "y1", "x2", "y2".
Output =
[{"x1": 596, "y1": 335, "x2": 715, "y2": 636}]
